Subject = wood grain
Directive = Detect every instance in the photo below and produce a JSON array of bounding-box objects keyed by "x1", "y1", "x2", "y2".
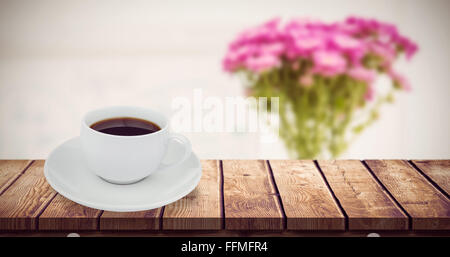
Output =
[
  {"x1": 100, "y1": 209, "x2": 162, "y2": 230},
  {"x1": 0, "y1": 160, "x2": 33, "y2": 194},
  {"x1": 269, "y1": 160, "x2": 345, "y2": 230},
  {"x1": 412, "y1": 160, "x2": 450, "y2": 196},
  {"x1": 163, "y1": 160, "x2": 222, "y2": 230},
  {"x1": 318, "y1": 160, "x2": 408, "y2": 230},
  {"x1": 366, "y1": 160, "x2": 450, "y2": 230},
  {"x1": 222, "y1": 160, "x2": 284, "y2": 230},
  {"x1": 38, "y1": 194, "x2": 102, "y2": 230},
  {"x1": 0, "y1": 161, "x2": 57, "y2": 230},
  {"x1": 0, "y1": 159, "x2": 449, "y2": 232}
]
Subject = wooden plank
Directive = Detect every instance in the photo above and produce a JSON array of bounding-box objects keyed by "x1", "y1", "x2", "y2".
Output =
[
  {"x1": 0, "y1": 160, "x2": 57, "y2": 230},
  {"x1": 412, "y1": 160, "x2": 450, "y2": 196},
  {"x1": 270, "y1": 160, "x2": 345, "y2": 230},
  {"x1": 100, "y1": 209, "x2": 162, "y2": 230},
  {"x1": 366, "y1": 160, "x2": 450, "y2": 230},
  {"x1": 162, "y1": 160, "x2": 222, "y2": 230},
  {"x1": 222, "y1": 160, "x2": 284, "y2": 230},
  {"x1": 318, "y1": 160, "x2": 408, "y2": 230},
  {"x1": 0, "y1": 160, "x2": 33, "y2": 194},
  {"x1": 38, "y1": 194, "x2": 102, "y2": 230}
]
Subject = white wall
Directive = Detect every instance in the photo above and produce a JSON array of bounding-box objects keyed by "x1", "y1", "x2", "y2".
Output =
[{"x1": 0, "y1": 0, "x2": 449, "y2": 159}]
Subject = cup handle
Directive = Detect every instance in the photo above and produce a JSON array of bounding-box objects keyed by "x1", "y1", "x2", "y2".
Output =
[{"x1": 158, "y1": 133, "x2": 192, "y2": 171}]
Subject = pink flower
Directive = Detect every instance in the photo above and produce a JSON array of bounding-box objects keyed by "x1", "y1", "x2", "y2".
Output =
[
  {"x1": 245, "y1": 54, "x2": 281, "y2": 73},
  {"x1": 240, "y1": 26, "x2": 276, "y2": 43},
  {"x1": 232, "y1": 22, "x2": 282, "y2": 49},
  {"x1": 369, "y1": 42, "x2": 396, "y2": 65},
  {"x1": 348, "y1": 49, "x2": 366, "y2": 66},
  {"x1": 284, "y1": 18, "x2": 324, "y2": 32},
  {"x1": 286, "y1": 35, "x2": 325, "y2": 59},
  {"x1": 222, "y1": 51, "x2": 241, "y2": 72},
  {"x1": 331, "y1": 34, "x2": 366, "y2": 65},
  {"x1": 285, "y1": 26, "x2": 311, "y2": 38},
  {"x1": 222, "y1": 45, "x2": 258, "y2": 71},
  {"x1": 387, "y1": 69, "x2": 412, "y2": 91},
  {"x1": 348, "y1": 66, "x2": 376, "y2": 84},
  {"x1": 230, "y1": 45, "x2": 256, "y2": 60},
  {"x1": 295, "y1": 36, "x2": 324, "y2": 51},
  {"x1": 333, "y1": 21, "x2": 361, "y2": 35},
  {"x1": 262, "y1": 17, "x2": 281, "y2": 29},
  {"x1": 260, "y1": 42, "x2": 285, "y2": 56},
  {"x1": 222, "y1": 58, "x2": 237, "y2": 72},
  {"x1": 223, "y1": 16, "x2": 418, "y2": 91},
  {"x1": 331, "y1": 34, "x2": 362, "y2": 51},
  {"x1": 376, "y1": 23, "x2": 399, "y2": 44},
  {"x1": 312, "y1": 50, "x2": 347, "y2": 76},
  {"x1": 396, "y1": 36, "x2": 418, "y2": 60},
  {"x1": 298, "y1": 73, "x2": 314, "y2": 87}
]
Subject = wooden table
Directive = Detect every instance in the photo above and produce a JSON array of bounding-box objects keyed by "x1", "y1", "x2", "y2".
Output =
[{"x1": 0, "y1": 160, "x2": 449, "y2": 236}]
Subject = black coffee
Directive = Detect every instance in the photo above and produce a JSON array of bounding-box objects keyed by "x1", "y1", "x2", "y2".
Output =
[{"x1": 90, "y1": 117, "x2": 161, "y2": 136}]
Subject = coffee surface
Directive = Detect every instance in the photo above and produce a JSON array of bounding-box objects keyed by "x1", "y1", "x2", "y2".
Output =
[{"x1": 90, "y1": 117, "x2": 161, "y2": 136}]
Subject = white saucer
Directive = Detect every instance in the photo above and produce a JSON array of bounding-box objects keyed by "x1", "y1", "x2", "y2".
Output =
[{"x1": 44, "y1": 137, "x2": 202, "y2": 212}]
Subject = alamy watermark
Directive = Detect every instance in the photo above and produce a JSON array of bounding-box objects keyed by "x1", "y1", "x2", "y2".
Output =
[{"x1": 170, "y1": 88, "x2": 280, "y2": 143}]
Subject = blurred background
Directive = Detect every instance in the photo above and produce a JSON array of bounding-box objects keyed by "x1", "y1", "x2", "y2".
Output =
[{"x1": 0, "y1": 0, "x2": 449, "y2": 159}]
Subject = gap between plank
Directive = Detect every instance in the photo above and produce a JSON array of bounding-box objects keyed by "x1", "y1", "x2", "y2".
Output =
[
  {"x1": 219, "y1": 160, "x2": 225, "y2": 230},
  {"x1": 159, "y1": 206, "x2": 165, "y2": 230},
  {"x1": 35, "y1": 192, "x2": 58, "y2": 230},
  {"x1": 314, "y1": 160, "x2": 349, "y2": 231},
  {"x1": 96, "y1": 210, "x2": 104, "y2": 230},
  {"x1": 266, "y1": 160, "x2": 287, "y2": 230},
  {"x1": 0, "y1": 160, "x2": 35, "y2": 196},
  {"x1": 408, "y1": 160, "x2": 450, "y2": 200},
  {"x1": 361, "y1": 160, "x2": 413, "y2": 230}
]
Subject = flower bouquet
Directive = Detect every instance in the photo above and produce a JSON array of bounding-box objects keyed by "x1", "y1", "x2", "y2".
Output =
[{"x1": 223, "y1": 17, "x2": 418, "y2": 158}]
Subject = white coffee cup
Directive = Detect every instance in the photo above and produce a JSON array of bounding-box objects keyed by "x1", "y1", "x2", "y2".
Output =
[{"x1": 80, "y1": 106, "x2": 191, "y2": 184}]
